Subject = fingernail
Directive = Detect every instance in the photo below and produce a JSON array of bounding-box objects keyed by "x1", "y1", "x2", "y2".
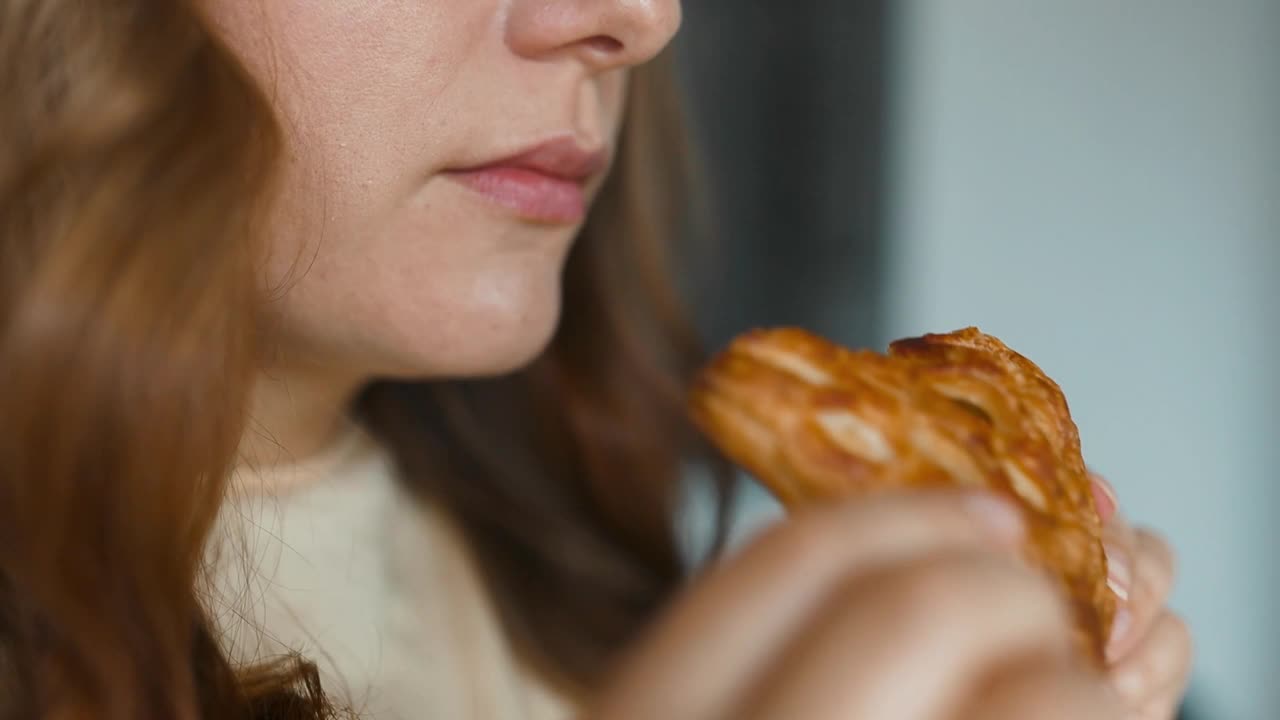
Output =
[
  {"x1": 1090, "y1": 472, "x2": 1119, "y2": 520},
  {"x1": 962, "y1": 494, "x2": 1026, "y2": 544},
  {"x1": 1107, "y1": 607, "x2": 1133, "y2": 663},
  {"x1": 1105, "y1": 542, "x2": 1131, "y2": 602}
]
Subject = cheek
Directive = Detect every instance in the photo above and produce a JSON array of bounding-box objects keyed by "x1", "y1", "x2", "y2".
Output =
[
  {"x1": 601, "y1": 70, "x2": 631, "y2": 139},
  {"x1": 216, "y1": 3, "x2": 572, "y2": 378},
  {"x1": 267, "y1": 181, "x2": 576, "y2": 379},
  {"x1": 210, "y1": 2, "x2": 626, "y2": 379}
]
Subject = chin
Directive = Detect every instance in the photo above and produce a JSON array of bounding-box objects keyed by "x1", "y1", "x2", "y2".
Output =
[
  {"x1": 454, "y1": 312, "x2": 562, "y2": 377},
  {"x1": 377, "y1": 289, "x2": 564, "y2": 381}
]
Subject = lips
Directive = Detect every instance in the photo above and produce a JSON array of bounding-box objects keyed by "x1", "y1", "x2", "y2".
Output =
[{"x1": 443, "y1": 137, "x2": 608, "y2": 225}]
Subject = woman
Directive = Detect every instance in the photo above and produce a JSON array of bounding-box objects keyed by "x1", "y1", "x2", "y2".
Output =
[{"x1": 0, "y1": 1, "x2": 1191, "y2": 718}]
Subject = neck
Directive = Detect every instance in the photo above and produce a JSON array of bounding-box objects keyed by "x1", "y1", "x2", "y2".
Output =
[{"x1": 238, "y1": 358, "x2": 368, "y2": 471}]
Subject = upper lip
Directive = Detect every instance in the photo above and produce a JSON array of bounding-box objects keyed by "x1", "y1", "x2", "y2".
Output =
[{"x1": 450, "y1": 136, "x2": 609, "y2": 182}]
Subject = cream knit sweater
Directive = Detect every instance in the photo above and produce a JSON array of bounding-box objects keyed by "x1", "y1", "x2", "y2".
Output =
[{"x1": 206, "y1": 423, "x2": 574, "y2": 720}]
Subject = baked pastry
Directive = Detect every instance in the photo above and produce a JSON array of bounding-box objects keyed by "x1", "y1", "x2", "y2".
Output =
[{"x1": 689, "y1": 327, "x2": 1114, "y2": 664}]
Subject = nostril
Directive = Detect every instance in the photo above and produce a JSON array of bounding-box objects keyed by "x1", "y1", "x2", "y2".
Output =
[{"x1": 584, "y1": 35, "x2": 624, "y2": 54}]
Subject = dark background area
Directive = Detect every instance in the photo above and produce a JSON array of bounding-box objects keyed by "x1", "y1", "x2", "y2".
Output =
[{"x1": 675, "y1": 0, "x2": 888, "y2": 351}]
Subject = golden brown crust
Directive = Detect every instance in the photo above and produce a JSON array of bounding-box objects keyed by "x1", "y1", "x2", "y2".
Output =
[{"x1": 689, "y1": 327, "x2": 1114, "y2": 664}]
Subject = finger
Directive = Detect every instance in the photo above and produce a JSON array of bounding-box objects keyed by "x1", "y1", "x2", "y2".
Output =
[
  {"x1": 739, "y1": 550, "x2": 1073, "y2": 720},
  {"x1": 1092, "y1": 473, "x2": 1137, "y2": 610},
  {"x1": 1110, "y1": 611, "x2": 1193, "y2": 711},
  {"x1": 1103, "y1": 529, "x2": 1135, "y2": 607},
  {"x1": 1089, "y1": 471, "x2": 1119, "y2": 523},
  {"x1": 1100, "y1": 510, "x2": 1137, "y2": 645},
  {"x1": 1135, "y1": 695, "x2": 1182, "y2": 720},
  {"x1": 958, "y1": 655, "x2": 1123, "y2": 720},
  {"x1": 1107, "y1": 529, "x2": 1177, "y2": 662},
  {"x1": 594, "y1": 491, "x2": 1026, "y2": 720}
]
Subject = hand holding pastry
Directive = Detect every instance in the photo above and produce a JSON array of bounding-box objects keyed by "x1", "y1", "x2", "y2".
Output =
[
  {"x1": 1090, "y1": 474, "x2": 1193, "y2": 719},
  {"x1": 589, "y1": 326, "x2": 1190, "y2": 720},
  {"x1": 590, "y1": 490, "x2": 1123, "y2": 720}
]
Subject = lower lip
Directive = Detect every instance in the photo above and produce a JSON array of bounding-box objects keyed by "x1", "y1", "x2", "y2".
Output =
[{"x1": 444, "y1": 167, "x2": 587, "y2": 225}]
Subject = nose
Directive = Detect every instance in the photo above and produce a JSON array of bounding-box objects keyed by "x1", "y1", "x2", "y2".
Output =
[{"x1": 504, "y1": 0, "x2": 682, "y2": 72}]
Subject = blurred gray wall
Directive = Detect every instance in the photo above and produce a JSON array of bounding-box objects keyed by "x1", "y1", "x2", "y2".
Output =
[
  {"x1": 676, "y1": 0, "x2": 889, "y2": 350},
  {"x1": 884, "y1": 2, "x2": 1280, "y2": 717}
]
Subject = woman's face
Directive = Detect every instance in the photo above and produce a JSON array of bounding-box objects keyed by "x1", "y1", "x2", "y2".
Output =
[{"x1": 201, "y1": 1, "x2": 681, "y2": 379}]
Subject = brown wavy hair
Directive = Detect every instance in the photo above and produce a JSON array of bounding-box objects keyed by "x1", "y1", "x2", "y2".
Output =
[{"x1": 0, "y1": 1, "x2": 731, "y2": 718}]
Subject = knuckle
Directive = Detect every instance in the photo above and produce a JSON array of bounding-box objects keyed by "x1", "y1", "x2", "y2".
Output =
[
  {"x1": 972, "y1": 655, "x2": 1124, "y2": 719},
  {"x1": 862, "y1": 490, "x2": 1005, "y2": 543},
  {"x1": 873, "y1": 554, "x2": 1066, "y2": 631},
  {"x1": 885, "y1": 560, "x2": 973, "y2": 619},
  {"x1": 1144, "y1": 694, "x2": 1182, "y2": 720},
  {"x1": 1133, "y1": 531, "x2": 1177, "y2": 603},
  {"x1": 1117, "y1": 612, "x2": 1193, "y2": 701},
  {"x1": 1164, "y1": 612, "x2": 1193, "y2": 660},
  {"x1": 747, "y1": 492, "x2": 987, "y2": 567},
  {"x1": 1137, "y1": 529, "x2": 1177, "y2": 577},
  {"x1": 748, "y1": 508, "x2": 845, "y2": 568}
]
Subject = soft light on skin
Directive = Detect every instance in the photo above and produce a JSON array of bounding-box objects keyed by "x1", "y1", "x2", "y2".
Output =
[{"x1": 196, "y1": 0, "x2": 682, "y2": 465}]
